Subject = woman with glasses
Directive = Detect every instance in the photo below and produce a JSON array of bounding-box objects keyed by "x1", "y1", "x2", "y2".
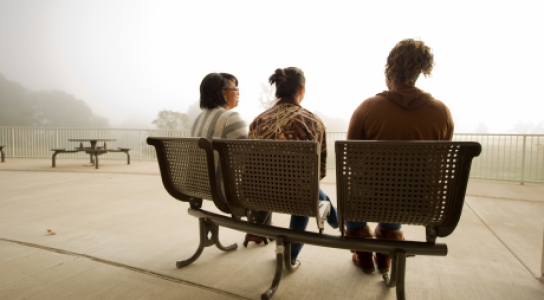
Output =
[
  {"x1": 191, "y1": 72, "x2": 271, "y2": 245},
  {"x1": 248, "y1": 67, "x2": 339, "y2": 266},
  {"x1": 191, "y1": 72, "x2": 245, "y2": 139}
]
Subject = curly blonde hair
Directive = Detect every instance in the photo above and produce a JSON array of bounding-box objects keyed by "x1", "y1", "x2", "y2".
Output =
[{"x1": 385, "y1": 39, "x2": 434, "y2": 86}]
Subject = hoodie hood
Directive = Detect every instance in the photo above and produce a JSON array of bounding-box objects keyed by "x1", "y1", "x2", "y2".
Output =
[{"x1": 377, "y1": 86, "x2": 432, "y2": 109}]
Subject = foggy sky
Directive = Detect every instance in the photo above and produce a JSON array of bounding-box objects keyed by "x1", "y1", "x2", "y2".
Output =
[{"x1": 1, "y1": 0, "x2": 543, "y2": 132}]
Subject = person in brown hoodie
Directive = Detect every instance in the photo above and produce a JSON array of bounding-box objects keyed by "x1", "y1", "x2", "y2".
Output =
[{"x1": 345, "y1": 39, "x2": 454, "y2": 274}]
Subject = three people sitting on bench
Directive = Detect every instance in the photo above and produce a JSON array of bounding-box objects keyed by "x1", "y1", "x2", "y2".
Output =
[{"x1": 190, "y1": 38, "x2": 454, "y2": 273}]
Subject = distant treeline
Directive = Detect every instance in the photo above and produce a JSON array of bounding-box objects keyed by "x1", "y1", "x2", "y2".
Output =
[{"x1": 0, "y1": 73, "x2": 109, "y2": 127}]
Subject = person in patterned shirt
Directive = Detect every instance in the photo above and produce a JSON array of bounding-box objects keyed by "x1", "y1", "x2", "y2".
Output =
[{"x1": 249, "y1": 67, "x2": 338, "y2": 266}]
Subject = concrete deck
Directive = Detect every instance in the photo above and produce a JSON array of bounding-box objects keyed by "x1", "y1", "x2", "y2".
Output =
[{"x1": 1, "y1": 158, "x2": 543, "y2": 299}]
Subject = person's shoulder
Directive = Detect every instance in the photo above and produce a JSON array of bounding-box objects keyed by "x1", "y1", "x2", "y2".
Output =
[
  {"x1": 429, "y1": 96, "x2": 448, "y2": 107},
  {"x1": 353, "y1": 92, "x2": 387, "y2": 111},
  {"x1": 368, "y1": 91, "x2": 389, "y2": 103},
  {"x1": 220, "y1": 109, "x2": 242, "y2": 119},
  {"x1": 424, "y1": 93, "x2": 451, "y2": 110},
  {"x1": 420, "y1": 92, "x2": 453, "y2": 121},
  {"x1": 251, "y1": 107, "x2": 276, "y2": 122},
  {"x1": 299, "y1": 106, "x2": 325, "y2": 126},
  {"x1": 224, "y1": 109, "x2": 240, "y2": 116},
  {"x1": 299, "y1": 106, "x2": 314, "y2": 114}
]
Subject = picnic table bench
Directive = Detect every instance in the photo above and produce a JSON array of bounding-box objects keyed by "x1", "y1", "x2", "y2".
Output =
[
  {"x1": 147, "y1": 137, "x2": 481, "y2": 300},
  {"x1": 0, "y1": 145, "x2": 5, "y2": 162},
  {"x1": 106, "y1": 147, "x2": 131, "y2": 164},
  {"x1": 51, "y1": 139, "x2": 130, "y2": 169}
]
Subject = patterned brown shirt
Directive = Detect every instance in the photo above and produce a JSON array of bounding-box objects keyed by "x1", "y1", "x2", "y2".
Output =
[{"x1": 248, "y1": 103, "x2": 327, "y2": 178}]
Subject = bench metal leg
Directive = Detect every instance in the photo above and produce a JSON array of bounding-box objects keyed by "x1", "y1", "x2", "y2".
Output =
[
  {"x1": 211, "y1": 222, "x2": 237, "y2": 251},
  {"x1": 383, "y1": 249, "x2": 407, "y2": 300},
  {"x1": 262, "y1": 237, "x2": 286, "y2": 300},
  {"x1": 1, "y1": 149, "x2": 4, "y2": 162},
  {"x1": 52, "y1": 152, "x2": 59, "y2": 167},
  {"x1": 125, "y1": 151, "x2": 130, "y2": 164},
  {"x1": 176, "y1": 218, "x2": 237, "y2": 268}
]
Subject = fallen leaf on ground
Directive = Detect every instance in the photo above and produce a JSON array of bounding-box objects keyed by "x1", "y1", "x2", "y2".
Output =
[{"x1": 46, "y1": 229, "x2": 56, "y2": 235}]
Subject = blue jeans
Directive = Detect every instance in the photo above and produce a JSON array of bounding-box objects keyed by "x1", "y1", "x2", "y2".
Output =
[{"x1": 290, "y1": 188, "x2": 338, "y2": 262}]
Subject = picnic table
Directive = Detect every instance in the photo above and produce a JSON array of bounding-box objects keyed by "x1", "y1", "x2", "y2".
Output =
[
  {"x1": 51, "y1": 138, "x2": 131, "y2": 169},
  {"x1": 69, "y1": 138, "x2": 116, "y2": 167},
  {"x1": 69, "y1": 138, "x2": 117, "y2": 151}
]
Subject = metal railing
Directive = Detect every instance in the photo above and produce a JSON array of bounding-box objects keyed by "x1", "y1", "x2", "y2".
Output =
[
  {"x1": 1, "y1": 127, "x2": 543, "y2": 184},
  {"x1": 453, "y1": 133, "x2": 544, "y2": 184},
  {"x1": 0, "y1": 127, "x2": 189, "y2": 162}
]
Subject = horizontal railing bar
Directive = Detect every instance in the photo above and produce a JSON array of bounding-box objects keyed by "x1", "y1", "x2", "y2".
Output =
[{"x1": 1, "y1": 127, "x2": 543, "y2": 184}]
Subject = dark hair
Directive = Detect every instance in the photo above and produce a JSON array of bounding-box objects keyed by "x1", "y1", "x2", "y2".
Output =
[
  {"x1": 385, "y1": 39, "x2": 434, "y2": 86},
  {"x1": 268, "y1": 67, "x2": 305, "y2": 99},
  {"x1": 199, "y1": 72, "x2": 238, "y2": 109}
]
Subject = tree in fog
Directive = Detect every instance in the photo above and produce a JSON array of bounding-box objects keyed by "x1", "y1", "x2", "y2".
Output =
[
  {"x1": 152, "y1": 110, "x2": 190, "y2": 130},
  {"x1": 0, "y1": 73, "x2": 109, "y2": 127},
  {"x1": 118, "y1": 115, "x2": 153, "y2": 129},
  {"x1": 0, "y1": 73, "x2": 34, "y2": 126},
  {"x1": 29, "y1": 90, "x2": 109, "y2": 127},
  {"x1": 258, "y1": 83, "x2": 276, "y2": 110}
]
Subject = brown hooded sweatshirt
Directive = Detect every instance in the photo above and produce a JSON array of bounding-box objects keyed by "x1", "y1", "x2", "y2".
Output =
[{"x1": 347, "y1": 85, "x2": 454, "y2": 141}]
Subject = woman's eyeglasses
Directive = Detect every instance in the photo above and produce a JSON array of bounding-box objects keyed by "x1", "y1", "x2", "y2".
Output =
[{"x1": 223, "y1": 87, "x2": 239, "y2": 91}]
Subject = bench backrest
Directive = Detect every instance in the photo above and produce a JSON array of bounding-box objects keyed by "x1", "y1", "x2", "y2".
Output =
[
  {"x1": 209, "y1": 139, "x2": 321, "y2": 221},
  {"x1": 335, "y1": 140, "x2": 481, "y2": 241},
  {"x1": 146, "y1": 137, "x2": 230, "y2": 213}
]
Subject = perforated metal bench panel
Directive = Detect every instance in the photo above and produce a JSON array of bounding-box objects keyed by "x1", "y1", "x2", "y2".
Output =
[
  {"x1": 212, "y1": 139, "x2": 320, "y2": 218},
  {"x1": 161, "y1": 138, "x2": 213, "y2": 201},
  {"x1": 335, "y1": 140, "x2": 481, "y2": 238}
]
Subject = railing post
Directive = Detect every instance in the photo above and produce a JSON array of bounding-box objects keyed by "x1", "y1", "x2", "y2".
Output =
[
  {"x1": 541, "y1": 227, "x2": 544, "y2": 283},
  {"x1": 139, "y1": 130, "x2": 142, "y2": 162},
  {"x1": 11, "y1": 127, "x2": 15, "y2": 158},
  {"x1": 520, "y1": 135, "x2": 526, "y2": 185}
]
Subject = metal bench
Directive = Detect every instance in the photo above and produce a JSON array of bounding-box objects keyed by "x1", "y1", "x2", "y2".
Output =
[
  {"x1": 148, "y1": 137, "x2": 481, "y2": 300},
  {"x1": 0, "y1": 145, "x2": 5, "y2": 162}
]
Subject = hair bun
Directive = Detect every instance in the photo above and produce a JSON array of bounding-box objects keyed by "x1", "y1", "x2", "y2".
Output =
[
  {"x1": 269, "y1": 68, "x2": 286, "y2": 85},
  {"x1": 274, "y1": 68, "x2": 285, "y2": 76}
]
